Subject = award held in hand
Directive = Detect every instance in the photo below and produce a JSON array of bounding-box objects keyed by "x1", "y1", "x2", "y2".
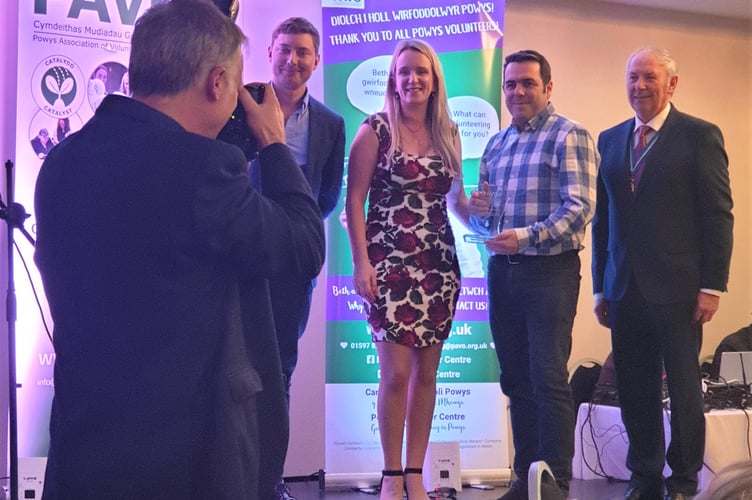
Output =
[{"x1": 464, "y1": 185, "x2": 504, "y2": 244}]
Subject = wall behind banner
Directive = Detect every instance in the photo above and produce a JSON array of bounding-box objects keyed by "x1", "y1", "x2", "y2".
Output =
[{"x1": 0, "y1": 0, "x2": 749, "y2": 486}]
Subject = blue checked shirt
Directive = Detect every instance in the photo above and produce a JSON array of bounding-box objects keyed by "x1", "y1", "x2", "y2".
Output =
[{"x1": 470, "y1": 103, "x2": 599, "y2": 256}]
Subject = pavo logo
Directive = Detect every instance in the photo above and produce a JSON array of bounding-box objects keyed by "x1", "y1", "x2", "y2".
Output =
[{"x1": 32, "y1": 55, "x2": 85, "y2": 118}]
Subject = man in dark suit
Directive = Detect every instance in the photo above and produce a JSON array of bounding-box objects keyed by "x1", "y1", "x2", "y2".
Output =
[
  {"x1": 255, "y1": 16, "x2": 345, "y2": 500},
  {"x1": 34, "y1": 1, "x2": 324, "y2": 499},
  {"x1": 592, "y1": 47, "x2": 733, "y2": 500}
]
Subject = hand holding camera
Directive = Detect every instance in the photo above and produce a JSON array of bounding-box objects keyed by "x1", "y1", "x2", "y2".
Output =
[{"x1": 218, "y1": 82, "x2": 286, "y2": 160}]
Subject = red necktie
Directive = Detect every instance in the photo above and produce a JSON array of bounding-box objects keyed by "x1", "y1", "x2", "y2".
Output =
[{"x1": 631, "y1": 125, "x2": 652, "y2": 192}]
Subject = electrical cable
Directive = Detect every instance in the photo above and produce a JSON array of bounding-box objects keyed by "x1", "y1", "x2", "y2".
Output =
[
  {"x1": 578, "y1": 401, "x2": 627, "y2": 482},
  {"x1": 13, "y1": 239, "x2": 53, "y2": 345}
]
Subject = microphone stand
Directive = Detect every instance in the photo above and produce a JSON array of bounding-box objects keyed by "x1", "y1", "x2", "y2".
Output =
[{"x1": 1, "y1": 159, "x2": 34, "y2": 500}]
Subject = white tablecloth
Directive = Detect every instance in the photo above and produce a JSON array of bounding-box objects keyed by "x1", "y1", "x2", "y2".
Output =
[{"x1": 572, "y1": 403, "x2": 752, "y2": 489}]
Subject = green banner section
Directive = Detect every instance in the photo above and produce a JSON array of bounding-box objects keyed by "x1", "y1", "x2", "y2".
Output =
[{"x1": 326, "y1": 321, "x2": 499, "y2": 383}]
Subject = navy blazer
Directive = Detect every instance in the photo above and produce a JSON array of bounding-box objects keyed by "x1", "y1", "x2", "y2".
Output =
[
  {"x1": 35, "y1": 95, "x2": 325, "y2": 499},
  {"x1": 306, "y1": 96, "x2": 346, "y2": 219},
  {"x1": 248, "y1": 96, "x2": 345, "y2": 220},
  {"x1": 592, "y1": 105, "x2": 733, "y2": 305}
]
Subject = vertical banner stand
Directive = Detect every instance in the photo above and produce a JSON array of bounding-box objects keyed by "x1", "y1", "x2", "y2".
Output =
[{"x1": 2, "y1": 159, "x2": 35, "y2": 500}]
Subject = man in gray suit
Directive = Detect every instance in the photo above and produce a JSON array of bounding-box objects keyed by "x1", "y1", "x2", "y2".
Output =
[
  {"x1": 592, "y1": 47, "x2": 733, "y2": 500},
  {"x1": 256, "y1": 16, "x2": 346, "y2": 500},
  {"x1": 34, "y1": 2, "x2": 324, "y2": 498}
]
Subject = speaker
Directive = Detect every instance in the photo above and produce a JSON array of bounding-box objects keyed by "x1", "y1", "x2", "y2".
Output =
[
  {"x1": 422, "y1": 441, "x2": 462, "y2": 492},
  {"x1": 18, "y1": 457, "x2": 47, "y2": 499}
]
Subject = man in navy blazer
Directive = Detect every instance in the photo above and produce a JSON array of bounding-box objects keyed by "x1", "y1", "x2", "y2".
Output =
[
  {"x1": 254, "y1": 16, "x2": 346, "y2": 500},
  {"x1": 592, "y1": 47, "x2": 733, "y2": 500},
  {"x1": 34, "y1": 2, "x2": 324, "y2": 499}
]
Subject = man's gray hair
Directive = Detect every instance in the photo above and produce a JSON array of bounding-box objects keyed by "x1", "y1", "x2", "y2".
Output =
[
  {"x1": 627, "y1": 46, "x2": 678, "y2": 78},
  {"x1": 129, "y1": 0, "x2": 246, "y2": 97}
]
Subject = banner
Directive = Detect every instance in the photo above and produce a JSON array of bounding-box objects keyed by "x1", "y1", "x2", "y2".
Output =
[
  {"x1": 321, "y1": 0, "x2": 509, "y2": 480},
  {"x1": 15, "y1": 0, "x2": 149, "y2": 459}
]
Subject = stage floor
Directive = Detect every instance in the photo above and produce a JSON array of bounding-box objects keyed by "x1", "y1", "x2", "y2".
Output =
[{"x1": 285, "y1": 477, "x2": 629, "y2": 500}]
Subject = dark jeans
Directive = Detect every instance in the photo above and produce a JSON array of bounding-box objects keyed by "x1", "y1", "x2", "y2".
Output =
[
  {"x1": 610, "y1": 276, "x2": 704, "y2": 495},
  {"x1": 269, "y1": 278, "x2": 315, "y2": 405},
  {"x1": 487, "y1": 252, "x2": 580, "y2": 483}
]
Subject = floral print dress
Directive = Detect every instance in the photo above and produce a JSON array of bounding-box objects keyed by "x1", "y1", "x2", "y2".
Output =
[{"x1": 364, "y1": 113, "x2": 460, "y2": 348}]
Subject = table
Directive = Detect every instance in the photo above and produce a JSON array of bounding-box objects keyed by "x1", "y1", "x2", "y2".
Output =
[{"x1": 572, "y1": 403, "x2": 752, "y2": 489}]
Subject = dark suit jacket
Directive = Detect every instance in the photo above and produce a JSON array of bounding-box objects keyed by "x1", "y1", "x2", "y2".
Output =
[
  {"x1": 31, "y1": 135, "x2": 54, "y2": 157},
  {"x1": 592, "y1": 105, "x2": 733, "y2": 304},
  {"x1": 247, "y1": 96, "x2": 344, "y2": 217},
  {"x1": 306, "y1": 96, "x2": 345, "y2": 218},
  {"x1": 34, "y1": 95, "x2": 325, "y2": 499}
]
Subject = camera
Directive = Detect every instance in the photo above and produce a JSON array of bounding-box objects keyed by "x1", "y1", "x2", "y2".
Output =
[{"x1": 217, "y1": 83, "x2": 265, "y2": 161}]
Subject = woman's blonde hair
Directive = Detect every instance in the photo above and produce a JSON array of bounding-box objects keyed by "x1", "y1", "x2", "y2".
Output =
[
  {"x1": 695, "y1": 460, "x2": 752, "y2": 500},
  {"x1": 383, "y1": 39, "x2": 460, "y2": 173}
]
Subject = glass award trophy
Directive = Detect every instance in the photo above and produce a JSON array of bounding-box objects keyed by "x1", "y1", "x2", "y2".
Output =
[
  {"x1": 463, "y1": 231, "x2": 494, "y2": 244},
  {"x1": 463, "y1": 214, "x2": 505, "y2": 243},
  {"x1": 464, "y1": 187, "x2": 504, "y2": 244}
]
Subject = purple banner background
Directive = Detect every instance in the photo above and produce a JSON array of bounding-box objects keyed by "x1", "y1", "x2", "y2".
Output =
[{"x1": 327, "y1": 275, "x2": 490, "y2": 322}]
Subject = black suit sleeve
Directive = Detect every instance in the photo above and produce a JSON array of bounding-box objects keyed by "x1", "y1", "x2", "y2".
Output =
[
  {"x1": 693, "y1": 123, "x2": 733, "y2": 292},
  {"x1": 194, "y1": 141, "x2": 325, "y2": 281},
  {"x1": 591, "y1": 130, "x2": 611, "y2": 296},
  {"x1": 317, "y1": 114, "x2": 346, "y2": 219}
]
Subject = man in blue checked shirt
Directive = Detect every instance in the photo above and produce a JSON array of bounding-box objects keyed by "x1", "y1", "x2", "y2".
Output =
[{"x1": 468, "y1": 49, "x2": 599, "y2": 500}]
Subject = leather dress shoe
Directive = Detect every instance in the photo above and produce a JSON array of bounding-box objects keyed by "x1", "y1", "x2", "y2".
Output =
[
  {"x1": 665, "y1": 493, "x2": 693, "y2": 500},
  {"x1": 624, "y1": 486, "x2": 662, "y2": 500},
  {"x1": 274, "y1": 481, "x2": 297, "y2": 500},
  {"x1": 498, "y1": 479, "x2": 528, "y2": 500}
]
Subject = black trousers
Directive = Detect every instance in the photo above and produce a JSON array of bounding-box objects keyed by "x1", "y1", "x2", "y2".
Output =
[
  {"x1": 269, "y1": 278, "x2": 315, "y2": 404},
  {"x1": 610, "y1": 277, "x2": 705, "y2": 495}
]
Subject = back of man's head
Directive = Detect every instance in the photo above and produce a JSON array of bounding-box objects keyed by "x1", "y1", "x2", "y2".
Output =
[{"x1": 129, "y1": 0, "x2": 246, "y2": 98}]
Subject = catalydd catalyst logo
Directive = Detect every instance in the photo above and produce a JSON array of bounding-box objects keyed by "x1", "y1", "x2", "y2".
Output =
[{"x1": 31, "y1": 55, "x2": 85, "y2": 118}]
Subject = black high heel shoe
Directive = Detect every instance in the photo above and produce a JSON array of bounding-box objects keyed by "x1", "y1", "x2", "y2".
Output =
[
  {"x1": 403, "y1": 467, "x2": 423, "y2": 499},
  {"x1": 379, "y1": 469, "x2": 403, "y2": 498}
]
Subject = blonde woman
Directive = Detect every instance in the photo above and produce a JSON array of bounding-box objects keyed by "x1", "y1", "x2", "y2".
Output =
[{"x1": 346, "y1": 39, "x2": 472, "y2": 500}]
